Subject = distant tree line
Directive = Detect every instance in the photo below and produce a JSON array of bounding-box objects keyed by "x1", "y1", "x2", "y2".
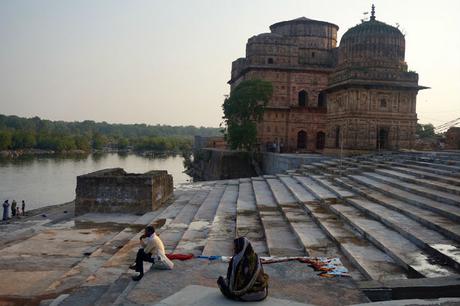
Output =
[{"x1": 0, "y1": 114, "x2": 220, "y2": 152}]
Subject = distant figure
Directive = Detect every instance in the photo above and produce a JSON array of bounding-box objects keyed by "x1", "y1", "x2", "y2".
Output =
[
  {"x1": 217, "y1": 237, "x2": 269, "y2": 302},
  {"x1": 21, "y1": 200, "x2": 25, "y2": 216},
  {"x1": 11, "y1": 200, "x2": 17, "y2": 217},
  {"x1": 2, "y1": 200, "x2": 9, "y2": 221},
  {"x1": 16, "y1": 207, "x2": 20, "y2": 217},
  {"x1": 130, "y1": 225, "x2": 173, "y2": 281}
]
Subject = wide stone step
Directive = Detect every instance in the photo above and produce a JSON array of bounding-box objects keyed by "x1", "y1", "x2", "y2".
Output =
[
  {"x1": 251, "y1": 178, "x2": 305, "y2": 257},
  {"x1": 293, "y1": 175, "x2": 336, "y2": 200},
  {"x1": 334, "y1": 177, "x2": 460, "y2": 244},
  {"x1": 300, "y1": 200, "x2": 407, "y2": 280},
  {"x1": 159, "y1": 188, "x2": 213, "y2": 252},
  {"x1": 277, "y1": 175, "x2": 351, "y2": 259},
  {"x1": 173, "y1": 184, "x2": 227, "y2": 255},
  {"x1": 307, "y1": 175, "x2": 355, "y2": 198},
  {"x1": 361, "y1": 172, "x2": 460, "y2": 207},
  {"x1": 374, "y1": 168, "x2": 460, "y2": 195},
  {"x1": 406, "y1": 160, "x2": 460, "y2": 172},
  {"x1": 327, "y1": 202, "x2": 457, "y2": 278},
  {"x1": 347, "y1": 175, "x2": 460, "y2": 223},
  {"x1": 201, "y1": 182, "x2": 239, "y2": 256},
  {"x1": 386, "y1": 161, "x2": 460, "y2": 178},
  {"x1": 228, "y1": 179, "x2": 268, "y2": 256},
  {"x1": 390, "y1": 166, "x2": 460, "y2": 187},
  {"x1": 83, "y1": 187, "x2": 212, "y2": 287},
  {"x1": 341, "y1": 197, "x2": 460, "y2": 273}
]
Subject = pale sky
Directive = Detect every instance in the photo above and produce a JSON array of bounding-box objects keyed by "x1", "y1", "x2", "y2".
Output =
[{"x1": 0, "y1": 0, "x2": 459, "y2": 127}]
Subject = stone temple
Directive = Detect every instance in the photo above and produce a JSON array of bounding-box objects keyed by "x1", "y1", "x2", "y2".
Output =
[{"x1": 229, "y1": 6, "x2": 427, "y2": 153}]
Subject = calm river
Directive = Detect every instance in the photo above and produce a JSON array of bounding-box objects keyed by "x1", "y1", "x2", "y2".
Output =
[{"x1": 0, "y1": 153, "x2": 191, "y2": 210}]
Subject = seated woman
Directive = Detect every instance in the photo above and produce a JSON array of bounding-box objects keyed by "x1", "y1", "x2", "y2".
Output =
[
  {"x1": 130, "y1": 225, "x2": 174, "y2": 281},
  {"x1": 217, "y1": 237, "x2": 269, "y2": 301}
]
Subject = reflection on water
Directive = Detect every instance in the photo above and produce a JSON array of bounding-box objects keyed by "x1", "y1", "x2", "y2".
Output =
[{"x1": 0, "y1": 153, "x2": 192, "y2": 210}]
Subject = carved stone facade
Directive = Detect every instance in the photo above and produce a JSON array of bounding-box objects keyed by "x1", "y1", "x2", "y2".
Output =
[{"x1": 229, "y1": 9, "x2": 426, "y2": 153}]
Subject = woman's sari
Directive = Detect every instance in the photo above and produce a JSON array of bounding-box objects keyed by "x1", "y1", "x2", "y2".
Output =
[{"x1": 217, "y1": 237, "x2": 269, "y2": 301}]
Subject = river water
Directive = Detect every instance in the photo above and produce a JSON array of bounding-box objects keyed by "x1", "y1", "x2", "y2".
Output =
[{"x1": 0, "y1": 153, "x2": 192, "y2": 210}]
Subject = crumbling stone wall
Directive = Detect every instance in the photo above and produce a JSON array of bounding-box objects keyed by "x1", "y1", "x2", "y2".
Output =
[{"x1": 75, "y1": 168, "x2": 173, "y2": 216}]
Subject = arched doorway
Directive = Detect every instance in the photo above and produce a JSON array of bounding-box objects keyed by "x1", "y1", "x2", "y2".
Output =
[
  {"x1": 318, "y1": 92, "x2": 327, "y2": 108},
  {"x1": 335, "y1": 126, "x2": 341, "y2": 148},
  {"x1": 297, "y1": 130, "x2": 307, "y2": 149},
  {"x1": 377, "y1": 128, "x2": 389, "y2": 150},
  {"x1": 298, "y1": 90, "x2": 307, "y2": 107},
  {"x1": 316, "y1": 131, "x2": 325, "y2": 150}
]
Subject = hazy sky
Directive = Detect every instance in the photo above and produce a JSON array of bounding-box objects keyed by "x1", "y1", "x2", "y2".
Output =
[{"x1": 1, "y1": 0, "x2": 459, "y2": 127}]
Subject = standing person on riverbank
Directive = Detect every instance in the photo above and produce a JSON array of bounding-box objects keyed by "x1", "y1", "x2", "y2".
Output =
[
  {"x1": 21, "y1": 200, "x2": 25, "y2": 216},
  {"x1": 11, "y1": 200, "x2": 17, "y2": 217},
  {"x1": 2, "y1": 200, "x2": 9, "y2": 221}
]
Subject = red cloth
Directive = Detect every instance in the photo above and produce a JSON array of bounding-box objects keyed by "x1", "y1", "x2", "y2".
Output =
[{"x1": 166, "y1": 253, "x2": 194, "y2": 261}]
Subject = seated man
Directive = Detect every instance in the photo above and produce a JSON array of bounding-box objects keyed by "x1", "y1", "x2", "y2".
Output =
[
  {"x1": 130, "y1": 225, "x2": 173, "y2": 281},
  {"x1": 217, "y1": 237, "x2": 269, "y2": 301}
]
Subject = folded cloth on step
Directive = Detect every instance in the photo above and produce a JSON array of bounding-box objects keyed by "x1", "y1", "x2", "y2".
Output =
[{"x1": 166, "y1": 253, "x2": 194, "y2": 261}]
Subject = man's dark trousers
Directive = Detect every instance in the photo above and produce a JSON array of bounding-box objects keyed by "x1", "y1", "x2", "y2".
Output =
[{"x1": 135, "y1": 248, "x2": 154, "y2": 275}]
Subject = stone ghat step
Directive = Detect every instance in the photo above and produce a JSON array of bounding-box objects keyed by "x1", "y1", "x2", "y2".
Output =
[
  {"x1": 361, "y1": 172, "x2": 460, "y2": 207},
  {"x1": 83, "y1": 187, "x2": 212, "y2": 287},
  {"x1": 267, "y1": 176, "x2": 341, "y2": 258},
  {"x1": 230, "y1": 179, "x2": 268, "y2": 256},
  {"x1": 389, "y1": 165, "x2": 460, "y2": 187},
  {"x1": 344, "y1": 197, "x2": 460, "y2": 273},
  {"x1": 405, "y1": 160, "x2": 460, "y2": 172},
  {"x1": 347, "y1": 174, "x2": 460, "y2": 223},
  {"x1": 293, "y1": 175, "x2": 336, "y2": 200},
  {"x1": 201, "y1": 182, "x2": 239, "y2": 256},
  {"x1": 251, "y1": 178, "x2": 305, "y2": 257},
  {"x1": 55, "y1": 187, "x2": 213, "y2": 305},
  {"x1": 173, "y1": 184, "x2": 227, "y2": 255},
  {"x1": 298, "y1": 172, "x2": 457, "y2": 278},
  {"x1": 159, "y1": 188, "x2": 213, "y2": 253},
  {"x1": 327, "y1": 202, "x2": 457, "y2": 278},
  {"x1": 334, "y1": 177, "x2": 460, "y2": 244},
  {"x1": 385, "y1": 161, "x2": 460, "y2": 178},
  {"x1": 374, "y1": 168, "x2": 460, "y2": 195},
  {"x1": 301, "y1": 198, "x2": 408, "y2": 280}
]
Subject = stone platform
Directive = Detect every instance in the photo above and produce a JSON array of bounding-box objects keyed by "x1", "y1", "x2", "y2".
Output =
[{"x1": 2, "y1": 151, "x2": 460, "y2": 305}]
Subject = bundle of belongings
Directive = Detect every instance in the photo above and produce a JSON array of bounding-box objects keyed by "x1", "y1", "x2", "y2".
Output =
[{"x1": 217, "y1": 237, "x2": 269, "y2": 302}]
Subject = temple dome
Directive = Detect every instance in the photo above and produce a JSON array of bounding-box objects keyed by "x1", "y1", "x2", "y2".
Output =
[{"x1": 338, "y1": 14, "x2": 406, "y2": 69}]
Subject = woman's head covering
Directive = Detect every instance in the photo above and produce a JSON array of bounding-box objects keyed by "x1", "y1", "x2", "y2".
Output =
[
  {"x1": 229, "y1": 237, "x2": 261, "y2": 293},
  {"x1": 145, "y1": 225, "x2": 155, "y2": 237}
]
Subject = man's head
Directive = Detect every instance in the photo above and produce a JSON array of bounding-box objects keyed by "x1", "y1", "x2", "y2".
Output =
[{"x1": 145, "y1": 225, "x2": 155, "y2": 237}]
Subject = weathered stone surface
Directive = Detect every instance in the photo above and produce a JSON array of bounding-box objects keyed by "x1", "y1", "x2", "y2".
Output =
[{"x1": 75, "y1": 168, "x2": 173, "y2": 216}]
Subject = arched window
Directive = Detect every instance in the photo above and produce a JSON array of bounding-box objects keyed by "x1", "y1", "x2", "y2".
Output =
[
  {"x1": 297, "y1": 130, "x2": 307, "y2": 149},
  {"x1": 380, "y1": 99, "x2": 387, "y2": 108},
  {"x1": 335, "y1": 126, "x2": 341, "y2": 148},
  {"x1": 298, "y1": 90, "x2": 307, "y2": 107},
  {"x1": 267, "y1": 58, "x2": 274, "y2": 64},
  {"x1": 311, "y1": 51, "x2": 315, "y2": 58},
  {"x1": 318, "y1": 92, "x2": 327, "y2": 108},
  {"x1": 316, "y1": 131, "x2": 325, "y2": 150}
]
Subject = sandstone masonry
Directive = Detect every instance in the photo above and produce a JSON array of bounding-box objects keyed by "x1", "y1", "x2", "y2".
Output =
[
  {"x1": 75, "y1": 168, "x2": 173, "y2": 216},
  {"x1": 229, "y1": 6, "x2": 427, "y2": 153}
]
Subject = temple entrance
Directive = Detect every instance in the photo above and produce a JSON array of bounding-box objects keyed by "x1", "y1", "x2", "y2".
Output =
[
  {"x1": 297, "y1": 130, "x2": 307, "y2": 149},
  {"x1": 316, "y1": 131, "x2": 325, "y2": 150},
  {"x1": 377, "y1": 128, "x2": 389, "y2": 150}
]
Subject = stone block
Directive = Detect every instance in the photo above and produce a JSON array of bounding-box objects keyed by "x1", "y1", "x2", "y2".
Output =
[{"x1": 75, "y1": 168, "x2": 173, "y2": 216}]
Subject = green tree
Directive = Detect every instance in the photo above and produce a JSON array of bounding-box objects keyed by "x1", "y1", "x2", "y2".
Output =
[
  {"x1": 222, "y1": 79, "x2": 273, "y2": 150},
  {"x1": 416, "y1": 123, "x2": 435, "y2": 138},
  {"x1": 0, "y1": 130, "x2": 12, "y2": 150}
]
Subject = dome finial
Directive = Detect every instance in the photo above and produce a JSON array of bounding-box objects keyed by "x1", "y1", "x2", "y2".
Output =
[{"x1": 370, "y1": 4, "x2": 376, "y2": 20}]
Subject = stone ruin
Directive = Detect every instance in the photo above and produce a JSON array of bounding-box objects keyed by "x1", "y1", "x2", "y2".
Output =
[{"x1": 75, "y1": 168, "x2": 173, "y2": 216}]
